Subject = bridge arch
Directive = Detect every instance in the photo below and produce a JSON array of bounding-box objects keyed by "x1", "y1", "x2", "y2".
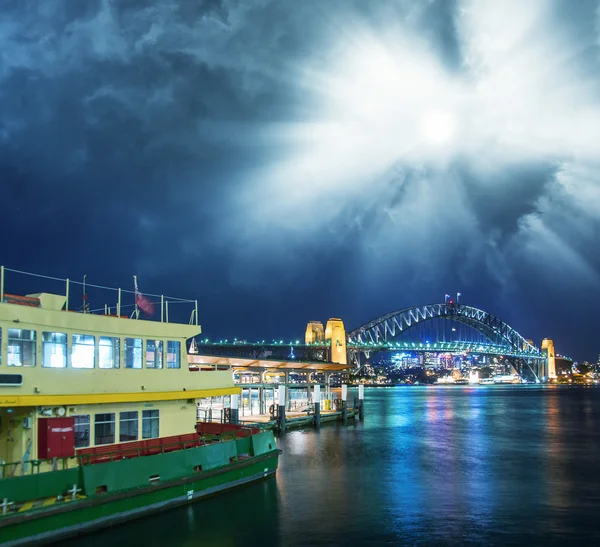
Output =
[{"x1": 347, "y1": 303, "x2": 540, "y2": 357}]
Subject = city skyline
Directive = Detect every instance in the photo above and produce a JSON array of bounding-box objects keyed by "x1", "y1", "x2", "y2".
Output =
[{"x1": 2, "y1": 0, "x2": 599, "y2": 361}]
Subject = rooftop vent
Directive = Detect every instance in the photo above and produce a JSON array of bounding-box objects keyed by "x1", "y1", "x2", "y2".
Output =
[{"x1": 26, "y1": 293, "x2": 67, "y2": 311}]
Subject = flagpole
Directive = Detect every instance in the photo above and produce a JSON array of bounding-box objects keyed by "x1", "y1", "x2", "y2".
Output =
[{"x1": 133, "y1": 275, "x2": 139, "y2": 319}]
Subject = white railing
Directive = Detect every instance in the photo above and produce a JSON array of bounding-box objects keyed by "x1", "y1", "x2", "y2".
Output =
[{"x1": 0, "y1": 266, "x2": 199, "y2": 326}]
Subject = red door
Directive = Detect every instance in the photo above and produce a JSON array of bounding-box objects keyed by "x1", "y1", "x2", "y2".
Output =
[{"x1": 38, "y1": 417, "x2": 76, "y2": 459}]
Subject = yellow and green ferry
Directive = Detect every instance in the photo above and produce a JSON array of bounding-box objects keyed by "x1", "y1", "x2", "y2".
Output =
[{"x1": 0, "y1": 268, "x2": 279, "y2": 546}]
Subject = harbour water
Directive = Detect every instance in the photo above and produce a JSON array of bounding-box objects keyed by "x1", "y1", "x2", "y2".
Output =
[{"x1": 69, "y1": 386, "x2": 600, "y2": 546}]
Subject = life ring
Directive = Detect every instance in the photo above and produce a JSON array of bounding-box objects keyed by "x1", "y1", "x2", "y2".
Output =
[{"x1": 269, "y1": 404, "x2": 275, "y2": 415}]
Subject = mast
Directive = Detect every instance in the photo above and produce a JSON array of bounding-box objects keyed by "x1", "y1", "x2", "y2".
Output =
[
  {"x1": 133, "y1": 275, "x2": 140, "y2": 319},
  {"x1": 82, "y1": 274, "x2": 89, "y2": 313}
]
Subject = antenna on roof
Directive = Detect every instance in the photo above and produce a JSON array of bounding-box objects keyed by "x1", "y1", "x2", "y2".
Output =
[{"x1": 82, "y1": 274, "x2": 90, "y2": 314}]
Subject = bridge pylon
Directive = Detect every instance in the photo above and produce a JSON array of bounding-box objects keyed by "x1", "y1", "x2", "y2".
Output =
[
  {"x1": 541, "y1": 339, "x2": 557, "y2": 380},
  {"x1": 305, "y1": 321, "x2": 325, "y2": 344},
  {"x1": 325, "y1": 318, "x2": 347, "y2": 365}
]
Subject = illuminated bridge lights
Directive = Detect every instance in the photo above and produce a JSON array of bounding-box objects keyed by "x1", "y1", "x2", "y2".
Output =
[{"x1": 347, "y1": 303, "x2": 543, "y2": 362}]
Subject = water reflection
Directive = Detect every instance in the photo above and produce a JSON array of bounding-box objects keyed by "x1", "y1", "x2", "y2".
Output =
[{"x1": 69, "y1": 386, "x2": 600, "y2": 547}]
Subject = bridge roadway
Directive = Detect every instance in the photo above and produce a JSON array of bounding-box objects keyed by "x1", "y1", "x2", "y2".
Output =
[
  {"x1": 191, "y1": 302, "x2": 553, "y2": 382},
  {"x1": 193, "y1": 340, "x2": 543, "y2": 362}
]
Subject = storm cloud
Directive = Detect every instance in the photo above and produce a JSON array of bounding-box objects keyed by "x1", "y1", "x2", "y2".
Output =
[{"x1": 1, "y1": 0, "x2": 599, "y2": 359}]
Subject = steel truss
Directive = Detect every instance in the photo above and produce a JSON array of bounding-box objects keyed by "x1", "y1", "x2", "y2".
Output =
[{"x1": 347, "y1": 303, "x2": 544, "y2": 363}]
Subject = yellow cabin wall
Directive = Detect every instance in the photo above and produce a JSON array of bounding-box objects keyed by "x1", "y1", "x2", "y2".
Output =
[
  {"x1": 0, "y1": 407, "x2": 34, "y2": 465},
  {"x1": 0, "y1": 369, "x2": 237, "y2": 406},
  {"x1": 66, "y1": 399, "x2": 198, "y2": 448},
  {"x1": 1, "y1": 400, "x2": 199, "y2": 471},
  {"x1": 0, "y1": 299, "x2": 238, "y2": 470},
  {"x1": 0, "y1": 301, "x2": 237, "y2": 405}
]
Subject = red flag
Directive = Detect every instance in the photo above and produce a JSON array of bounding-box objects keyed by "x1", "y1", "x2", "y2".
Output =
[{"x1": 135, "y1": 289, "x2": 155, "y2": 316}]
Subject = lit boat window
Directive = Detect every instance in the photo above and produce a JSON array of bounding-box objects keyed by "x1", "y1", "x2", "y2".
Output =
[
  {"x1": 99, "y1": 336, "x2": 120, "y2": 369},
  {"x1": 167, "y1": 341, "x2": 181, "y2": 369},
  {"x1": 125, "y1": 338, "x2": 143, "y2": 369},
  {"x1": 8, "y1": 329, "x2": 36, "y2": 367},
  {"x1": 42, "y1": 332, "x2": 67, "y2": 368},
  {"x1": 72, "y1": 334, "x2": 95, "y2": 369},
  {"x1": 146, "y1": 340, "x2": 164, "y2": 369}
]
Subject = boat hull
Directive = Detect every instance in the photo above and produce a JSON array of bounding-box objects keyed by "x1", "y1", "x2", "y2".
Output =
[{"x1": 1, "y1": 451, "x2": 279, "y2": 547}]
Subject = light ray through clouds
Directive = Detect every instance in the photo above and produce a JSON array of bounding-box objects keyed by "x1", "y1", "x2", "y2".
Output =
[{"x1": 232, "y1": 0, "x2": 600, "y2": 295}]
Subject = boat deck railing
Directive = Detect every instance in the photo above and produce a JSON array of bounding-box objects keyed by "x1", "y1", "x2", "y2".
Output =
[
  {"x1": 0, "y1": 457, "x2": 72, "y2": 479},
  {"x1": 0, "y1": 265, "x2": 199, "y2": 326}
]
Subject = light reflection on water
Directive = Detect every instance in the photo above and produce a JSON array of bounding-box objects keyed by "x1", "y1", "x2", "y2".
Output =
[{"x1": 68, "y1": 386, "x2": 600, "y2": 547}]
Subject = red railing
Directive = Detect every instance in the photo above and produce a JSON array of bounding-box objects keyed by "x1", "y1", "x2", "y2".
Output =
[
  {"x1": 76, "y1": 425, "x2": 263, "y2": 465},
  {"x1": 77, "y1": 433, "x2": 204, "y2": 465},
  {"x1": 196, "y1": 423, "x2": 261, "y2": 437}
]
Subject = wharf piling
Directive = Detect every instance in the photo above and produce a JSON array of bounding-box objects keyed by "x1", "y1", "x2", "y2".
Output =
[
  {"x1": 218, "y1": 384, "x2": 366, "y2": 434},
  {"x1": 358, "y1": 384, "x2": 364, "y2": 421},
  {"x1": 341, "y1": 384, "x2": 348, "y2": 425},
  {"x1": 278, "y1": 385, "x2": 287, "y2": 433},
  {"x1": 230, "y1": 394, "x2": 239, "y2": 425},
  {"x1": 313, "y1": 384, "x2": 321, "y2": 429}
]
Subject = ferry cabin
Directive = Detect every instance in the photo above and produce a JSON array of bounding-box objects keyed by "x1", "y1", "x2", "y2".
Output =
[{"x1": 0, "y1": 292, "x2": 238, "y2": 472}]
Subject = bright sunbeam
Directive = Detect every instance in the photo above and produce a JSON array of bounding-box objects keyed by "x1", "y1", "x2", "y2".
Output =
[
  {"x1": 247, "y1": 1, "x2": 600, "y2": 215},
  {"x1": 230, "y1": 0, "x2": 600, "y2": 310},
  {"x1": 420, "y1": 110, "x2": 456, "y2": 145}
]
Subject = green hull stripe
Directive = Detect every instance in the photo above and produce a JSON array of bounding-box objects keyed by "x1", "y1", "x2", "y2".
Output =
[{"x1": 3, "y1": 454, "x2": 279, "y2": 547}]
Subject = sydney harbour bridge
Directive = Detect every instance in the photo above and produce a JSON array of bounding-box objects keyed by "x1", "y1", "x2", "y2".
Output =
[{"x1": 193, "y1": 301, "x2": 555, "y2": 382}]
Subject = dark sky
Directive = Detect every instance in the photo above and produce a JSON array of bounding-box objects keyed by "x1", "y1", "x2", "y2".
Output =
[{"x1": 1, "y1": 0, "x2": 599, "y2": 361}]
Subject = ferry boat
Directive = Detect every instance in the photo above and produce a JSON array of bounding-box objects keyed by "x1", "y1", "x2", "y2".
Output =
[
  {"x1": 479, "y1": 378, "x2": 495, "y2": 385},
  {"x1": 0, "y1": 268, "x2": 279, "y2": 546},
  {"x1": 436, "y1": 376, "x2": 456, "y2": 384},
  {"x1": 492, "y1": 374, "x2": 521, "y2": 384}
]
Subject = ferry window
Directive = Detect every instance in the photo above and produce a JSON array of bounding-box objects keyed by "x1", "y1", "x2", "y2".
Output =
[
  {"x1": 72, "y1": 334, "x2": 95, "y2": 369},
  {"x1": 42, "y1": 332, "x2": 67, "y2": 368},
  {"x1": 124, "y1": 338, "x2": 142, "y2": 369},
  {"x1": 167, "y1": 341, "x2": 181, "y2": 369},
  {"x1": 146, "y1": 340, "x2": 163, "y2": 369},
  {"x1": 119, "y1": 411, "x2": 138, "y2": 442},
  {"x1": 142, "y1": 410, "x2": 159, "y2": 439},
  {"x1": 94, "y1": 413, "x2": 115, "y2": 445},
  {"x1": 99, "y1": 336, "x2": 120, "y2": 369},
  {"x1": 7, "y1": 328, "x2": 36, "y2": 367},
  {"x1": 74, "y1": 415, "x2": 90, "y2": 448}
]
